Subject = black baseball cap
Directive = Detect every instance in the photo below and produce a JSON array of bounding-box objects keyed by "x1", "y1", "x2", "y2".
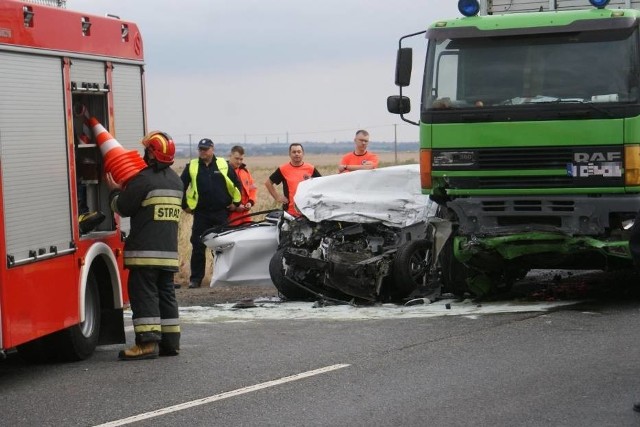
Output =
[{"x1": 198, "y1": 138, "x2": 214, "y2": 149}]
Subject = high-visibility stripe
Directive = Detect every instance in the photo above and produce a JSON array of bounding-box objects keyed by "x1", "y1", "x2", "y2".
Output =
[
  {"x1": 133, "y1": 317, "x2": 161, "y2": 325},
  {"x1": 133, "y1": 324, "x2": 162, "y2": 333},
  {"x1": 161, "y1": 318, "x2": 180, "y2": 326},
  {"x1": 161, "y1": 325, "x2": 180, "y2": 333},
  {"x1": 186, "y1": 158, "x2": 241, "y2": 209},
  {"x1": 147, "y1": 189, "x2": 183, "y2": 198},
  {"x1": 125, "y1": 258, "x2": 180, "y2": 267},
  {"x1": 125, "y1": 250, "x2": 178, "y2": 258},
  {"x1": 141, "y1": 196, "x2": 182, "y2": 206}
]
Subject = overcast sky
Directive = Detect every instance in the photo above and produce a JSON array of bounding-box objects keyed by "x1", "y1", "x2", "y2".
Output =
[{"x1": 71, "y1": 0, "x2": 459, "y2": 144}]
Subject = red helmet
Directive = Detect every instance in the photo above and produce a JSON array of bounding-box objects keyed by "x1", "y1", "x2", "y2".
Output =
[{"x1": 141, "y1": 131, "x2": 175, "y2": 165}]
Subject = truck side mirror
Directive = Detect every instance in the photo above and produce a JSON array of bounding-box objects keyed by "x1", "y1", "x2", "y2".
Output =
[
  {"x1": 387, "y1": 95, "x2": 411, "y2": 115},
  {"x1": 395, "y1": 47, "x2": 413, "y2": 87}
]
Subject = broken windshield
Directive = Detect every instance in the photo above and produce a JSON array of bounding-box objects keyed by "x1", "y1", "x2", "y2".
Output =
[{"x1": 424, "y1": 27, "x2": 639, "y2": 110}]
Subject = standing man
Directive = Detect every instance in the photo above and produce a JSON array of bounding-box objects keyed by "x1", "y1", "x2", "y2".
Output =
[
  {"x1": 228, "y1": 145, "x2": 257, "y2": 226},
  {"x1": 338, "y1": 129, "x2": 379, "y2": 173},
  {"x1": 181, "y1": 138, "x2": 241, "y2": 288},
  {"x1": 265, "y1": 143, "x2": 321, "y2": 217},
  {"x1": 106, "y1": 131, "x2": 183, "y2": 360}
]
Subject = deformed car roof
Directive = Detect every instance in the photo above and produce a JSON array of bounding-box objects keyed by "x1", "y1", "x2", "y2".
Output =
[{"x1": 294, "y1": 164, "x2": 438, "y2": 227}]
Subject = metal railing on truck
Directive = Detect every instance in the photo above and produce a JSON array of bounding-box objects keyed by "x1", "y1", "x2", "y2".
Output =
[
  {"x1": 484, "y1": 0, "x2": 640, "y2": 15},
  {"x1": 23, "y1": 0, "x2": 66, "y2": 8}
]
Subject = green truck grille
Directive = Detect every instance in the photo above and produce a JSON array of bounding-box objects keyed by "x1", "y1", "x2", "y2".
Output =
[
  {"x1": 477, "y1": 147, "x2": 573, "y2": 169},
  {"x1": 434, "y1": 146, "x2": 624, "y2": 189}
]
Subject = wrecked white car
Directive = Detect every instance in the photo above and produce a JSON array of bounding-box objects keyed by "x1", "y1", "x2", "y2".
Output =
[
  {"x1": 202, "y1": 218, "x2": 279, "y2": 287},
  {"x1": 202, "y1": 164, "x2": 440, "y2": 303}
]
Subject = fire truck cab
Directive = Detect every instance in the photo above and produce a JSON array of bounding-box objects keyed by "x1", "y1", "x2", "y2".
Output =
[{"x1": 0, "y1": 0, "x2": 147, "y2": 360}]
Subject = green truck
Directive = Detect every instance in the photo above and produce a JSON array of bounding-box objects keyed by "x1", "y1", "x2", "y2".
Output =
[{"x1": 388, "y1": 0, "x2": 640, "y2": 296}]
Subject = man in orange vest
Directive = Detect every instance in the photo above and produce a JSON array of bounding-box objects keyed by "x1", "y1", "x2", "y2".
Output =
[
  {"x1": 265, "y1": 143, "x2": 321, "y2": 217},
  {"x1": 227, "y1": 145, "x2": 257, "y2": 226},
  {"x1": 338, "y1": 129, "x2": 379, "y2": 173}
]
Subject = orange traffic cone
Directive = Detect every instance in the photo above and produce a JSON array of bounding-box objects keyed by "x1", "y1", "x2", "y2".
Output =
[
  {"x1": 85, "y1": 117, "x2": 146, "y2": 186},
  {"x1": 73, "y1": 103, "x2": 92, "y2": 144},
  {"x1": 78, "y1": 121, "x2": 92, "y2": 144}
]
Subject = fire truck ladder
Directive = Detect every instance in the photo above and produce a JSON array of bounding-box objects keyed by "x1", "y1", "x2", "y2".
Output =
[{"x1": 23, "y1": 0, "x2": 66, "y2": 8}]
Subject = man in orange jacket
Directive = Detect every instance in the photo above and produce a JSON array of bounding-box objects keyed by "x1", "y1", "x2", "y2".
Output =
[
  {"x1": 265, "y1": 143, "x2": 321, "y2": 217},
  {"x1": 227, "y1": 145, "x2": 257, "y2": 226},
  {"x1": 338, "y1": 129, "x2": 379, "y2": 173}
]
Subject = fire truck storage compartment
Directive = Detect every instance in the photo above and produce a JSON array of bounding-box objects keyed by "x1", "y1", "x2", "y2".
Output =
[
  {"x1": 69, "y1": 61, "x2": 145, "y2": 235},
  {"x1": 70, "y1": 59, "x2": 112, "y2": 233},
  {"x1": 0, "y1": 51, "x2": 73, "y2": 265},
  {"x1": 111, "y1": 63, "x2": 146, "y2": 236}
]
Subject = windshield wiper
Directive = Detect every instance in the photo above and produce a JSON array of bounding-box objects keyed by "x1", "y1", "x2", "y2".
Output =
[
  {"x1": 501, "y1": 96, "x2": 614, "y2": 117},
  {"x1": 549, "y1": 98, "x2": 614, "y2": 118}
]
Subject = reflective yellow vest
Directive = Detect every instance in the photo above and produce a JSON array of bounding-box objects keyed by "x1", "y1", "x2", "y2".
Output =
[{"x1": 186, "y1": 157, "x2": 241, "y2": 210}]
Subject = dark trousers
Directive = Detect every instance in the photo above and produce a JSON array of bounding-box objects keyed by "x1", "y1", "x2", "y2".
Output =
[
  {"x1": 190, "y1": 209, "x2": 228, "y2": 283},
  {"x1": 128, "y1": 268, "x2": 180, "y2": 352},
  {"x1": 630, "y1": 212, "x2": 640, "y2": 267}
]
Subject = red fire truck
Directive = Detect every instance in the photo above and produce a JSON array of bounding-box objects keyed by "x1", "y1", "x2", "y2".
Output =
[{"x1": 0, "y1": 0, "x2": 148, "y2": 361}]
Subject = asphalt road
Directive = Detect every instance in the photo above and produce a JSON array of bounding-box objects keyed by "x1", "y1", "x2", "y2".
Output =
[{"x1": 2, "y1": 271, "x2": 640, "y2": 426}]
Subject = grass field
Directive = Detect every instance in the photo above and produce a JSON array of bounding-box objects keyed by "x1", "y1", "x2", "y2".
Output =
[{"x1": 173, "y1": 151, "x2": 418, "y2": 286}]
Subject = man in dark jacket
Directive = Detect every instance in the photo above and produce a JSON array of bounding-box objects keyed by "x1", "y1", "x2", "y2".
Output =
[
  {"x1": 181, "y1": 138, "x2": 241, "y2": 288},
  {"x1": 106, "y1": 131, "x2": 184, "y2": 360}
]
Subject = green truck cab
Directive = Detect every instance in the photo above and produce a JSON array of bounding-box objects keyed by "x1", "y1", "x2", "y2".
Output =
[{"x1": 388, "y1": 0, "x2": 640, "y2": 296}]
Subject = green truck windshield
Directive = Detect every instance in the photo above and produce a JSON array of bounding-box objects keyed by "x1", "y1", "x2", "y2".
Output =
[{"x1": 424, "y1": 27, "x2": 639, "y2": 110}]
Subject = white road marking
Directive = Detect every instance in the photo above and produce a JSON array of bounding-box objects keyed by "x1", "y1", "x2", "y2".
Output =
[{"x1": 93, "y1": 363, "x2": 350, "y2": 426}]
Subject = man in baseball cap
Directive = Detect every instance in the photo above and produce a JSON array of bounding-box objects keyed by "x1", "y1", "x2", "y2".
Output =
[
  {"x1": 197, "y1": 138, "x2": 213, "y2": 150},
  {"x1": 181, "y1": 137, "x2": 241, "y2": 289}
]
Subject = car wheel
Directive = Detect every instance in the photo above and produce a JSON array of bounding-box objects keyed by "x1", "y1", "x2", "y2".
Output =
[
  {"x1": 269, "y1": 249, "x2": 314, "y2": 300},
  {"x1": 384, "y1": 239, "x2": 432, "y2": 300}
]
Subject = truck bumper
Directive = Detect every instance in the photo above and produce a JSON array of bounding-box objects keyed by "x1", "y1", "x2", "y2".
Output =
[{"x1": 448, "y1": 194, "x2": 640, "y2": 237}]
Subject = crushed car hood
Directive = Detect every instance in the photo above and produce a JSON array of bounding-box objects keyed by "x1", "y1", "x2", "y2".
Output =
[{"x1": 294, "y1": 164, "x2": 437, "y2": 227}]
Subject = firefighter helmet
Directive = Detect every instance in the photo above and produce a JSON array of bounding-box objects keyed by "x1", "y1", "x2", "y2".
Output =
[{"x1": 141, "y1": 131, "x2": 175, "y2": 165}]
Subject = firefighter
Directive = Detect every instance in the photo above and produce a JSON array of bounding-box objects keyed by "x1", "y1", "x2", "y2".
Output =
[{"x1": 105, "y1": 131, "x2": 184, "y2": 360}]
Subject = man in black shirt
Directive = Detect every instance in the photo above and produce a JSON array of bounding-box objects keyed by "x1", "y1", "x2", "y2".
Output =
[{"x1": 181, "y1": 138, "x2": 241, "y2": 288}]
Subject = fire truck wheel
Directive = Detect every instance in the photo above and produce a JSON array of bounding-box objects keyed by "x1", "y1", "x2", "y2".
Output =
[
  {"x1": 17, "y1": 273, "x2": 101, "y2": 362},
  {"x1": 56, "y1": 272, "x2": 101, "y2": 361},
  {"x1": 16, "y1": 334, "x2": 58, "y2": 363}
]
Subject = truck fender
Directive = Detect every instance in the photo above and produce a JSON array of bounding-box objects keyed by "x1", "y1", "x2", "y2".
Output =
[{"x1": 78, "y1": 242, "x2": 123, "y2": 322}]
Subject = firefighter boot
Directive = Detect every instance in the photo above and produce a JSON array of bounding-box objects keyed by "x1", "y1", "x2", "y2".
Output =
[
  {"x1": 159, "y1": 344, "x2": 180, "y2": 357},
  {"x1": 118, "y1": 342, "x2": 159, "y2": 361}
]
